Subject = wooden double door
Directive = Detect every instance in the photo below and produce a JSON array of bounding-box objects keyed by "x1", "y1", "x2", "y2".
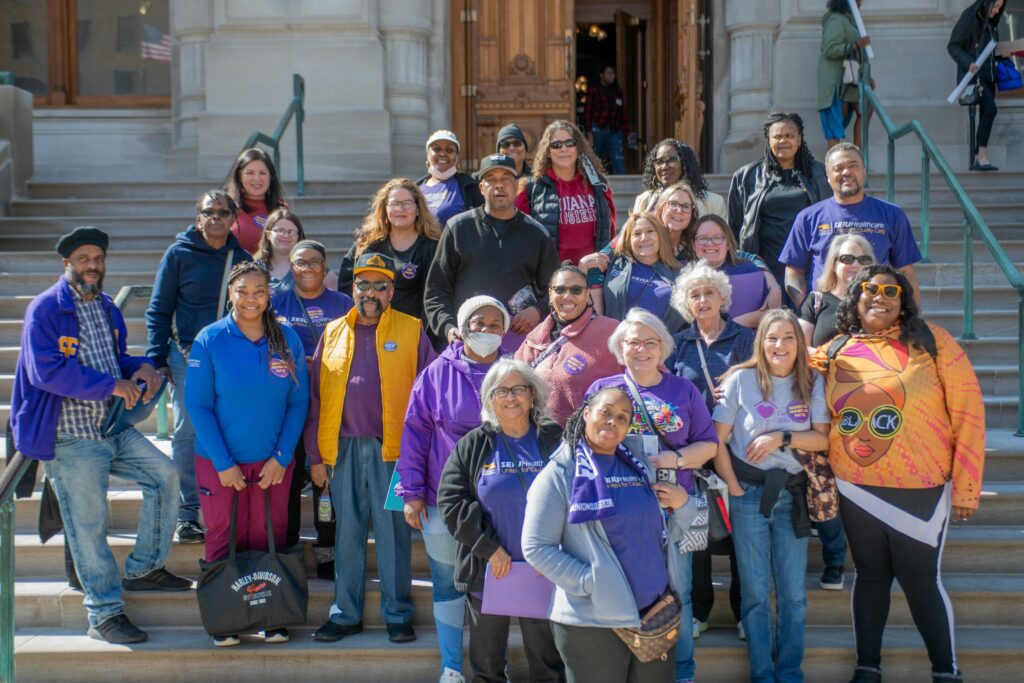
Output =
[{"x1": 450, "y1": 0, "x2": 708, "y2": 172}]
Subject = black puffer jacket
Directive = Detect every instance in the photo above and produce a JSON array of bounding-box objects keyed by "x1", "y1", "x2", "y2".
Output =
[
  {"x1": 437, "y1": 420, "x2": 563, "y2": 593},
  {"x1": 948, "y1": 0, "x2": 1005, "y2": 84},
  {"x1": 521, "y1": 159, "x2": 614, "y2": 252}
]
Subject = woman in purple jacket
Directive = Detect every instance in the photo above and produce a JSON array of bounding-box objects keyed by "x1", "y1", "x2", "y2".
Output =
[{"x1": 397, "y1": 295, "x2": 510, "y2": 683}]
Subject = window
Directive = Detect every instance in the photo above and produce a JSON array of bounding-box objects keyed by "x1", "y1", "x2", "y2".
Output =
[
  {"x1": 11, "y1": 22, "x2": 31, "y2": 59},
  {"x1": 115, "y1": 16, "x2": 137, "y2": 52},
  {"x1": 77, "y1": 19, "x2": 91, "y2": 54}
]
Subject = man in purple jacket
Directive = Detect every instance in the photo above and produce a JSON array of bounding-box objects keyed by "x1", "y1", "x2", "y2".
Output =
[{"x1": 10, "y1": 227, "x2": 191, "y2": 644}]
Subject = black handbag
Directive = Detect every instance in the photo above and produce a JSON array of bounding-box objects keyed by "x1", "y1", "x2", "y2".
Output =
[
  {"x1": 958, "y1": 80, "x2": 983, "y2": 106},
  {"x1": 196, "y1": 490, "x2": 308, "y2": 636},
  {"x1": 694, "y1": 469, "x2": 732, "y2": 542}
]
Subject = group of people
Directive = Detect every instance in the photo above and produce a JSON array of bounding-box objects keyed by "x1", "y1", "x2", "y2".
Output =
[{"x1": 10, "y1": 104, "x2": 985, "y2": 683}]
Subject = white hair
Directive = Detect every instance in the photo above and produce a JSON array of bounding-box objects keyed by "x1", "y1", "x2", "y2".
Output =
[
  {"x1": 479, "y1": 359, "x2": 549, "y2": 429},
  {"x1": 607, "y1": 308, "x2": 676, "y2": 365},
  {"x1": 672, "y1": 260, "x2": 733, "y2": 323}
]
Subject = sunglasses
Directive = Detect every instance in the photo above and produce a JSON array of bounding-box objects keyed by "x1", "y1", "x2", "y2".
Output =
[
  {"x1": 838, "y1": 254, "x2": 873, "y2": 266},
  {"x1": 354, "y1": 280, "x2": 391, "y2": 292},
  {"x1": 199, "y1": 208, "x2": 233, "y2": 219},
  {"x1": 549, "y1": 139, "x2": 578, "y2": 150},
  {"x1": 861, "y1": 281, "x2": 902, "y2": 299},
  {"x1": 550, "y1": 285, "x2": 585, "y2": 296},
  {"x1": 499, "y1": 139, "x2": 525, "y2": 149}
]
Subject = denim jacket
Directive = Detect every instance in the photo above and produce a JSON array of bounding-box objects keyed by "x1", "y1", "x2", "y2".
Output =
[{"x1": 521, "y1": 442, "x2": 697, "y2": 628}]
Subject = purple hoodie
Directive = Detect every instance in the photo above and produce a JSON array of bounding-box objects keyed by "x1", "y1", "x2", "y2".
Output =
[{"x1": 398, "y1": 341, "x2": 494, "y2": 507}]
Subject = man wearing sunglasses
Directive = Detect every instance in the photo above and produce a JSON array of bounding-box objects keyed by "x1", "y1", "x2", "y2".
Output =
[
  {"x1": 146, "y1": 190, "x2": 253, "y2": 544},
  {"x1": 780, "y1": 143, "x2": 921, "y2": 308},
  {"x1": 494, "y1": 123, "x2": 532, "y2": 178},
  {"x1": 305, "y1": 251, "x2": 434, "y2": 645}
]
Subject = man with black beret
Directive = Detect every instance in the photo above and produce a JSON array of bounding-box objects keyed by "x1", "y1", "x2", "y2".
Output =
[{"x1": 10, "y1": 226, "x2": 191, "y2": 644}]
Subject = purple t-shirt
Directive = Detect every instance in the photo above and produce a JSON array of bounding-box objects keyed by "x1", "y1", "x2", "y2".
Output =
[
  {"x1": 779, "y1": 196, "x2": 922, "y2": 288},
  {"x1": 586, "y1": 373, "x2": 718, "y2": 492},
  {"x1": 420, "y1": 177, "x2": 466, "y2": 227},
  {"x1": 625, "y1": 262, "x2": 672, "y2": 319},
  {"x1": 595, "y1": 452, "x2": 669, "y2": 611},
  {"x1": 720, "y1": 260, "x2": 768, "y2": 319},
  {"x1": 273, "y1": 288, "x2": 354, "y2": 358},
  {"x1": 476, "y1": 427, "x2": 545, "y2": 561}
]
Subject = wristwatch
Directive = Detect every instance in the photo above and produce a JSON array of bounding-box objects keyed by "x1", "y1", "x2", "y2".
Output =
[{"x1": 780, "y1": 431, "x2": 793, "y2": 448}]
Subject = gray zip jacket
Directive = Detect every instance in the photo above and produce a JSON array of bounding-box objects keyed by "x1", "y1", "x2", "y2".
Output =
[{"x1": 521, "y1": 442, "x2": 698, "y2": 628}]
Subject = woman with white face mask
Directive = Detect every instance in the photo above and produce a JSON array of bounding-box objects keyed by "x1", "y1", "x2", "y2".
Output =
[
  {"x1": 416, "y1": 129, "x2": 485, "y2": 228},
  {"x1": 397, "y1": 295, "x2": 510, "y2": 683}
]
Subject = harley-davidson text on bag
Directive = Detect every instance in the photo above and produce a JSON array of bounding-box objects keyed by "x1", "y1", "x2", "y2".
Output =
[
  {"x1": 196, "y1": 491, "x2": 308, "y2": 636},
  {"x1": 613, "y1": 588, "x2": 682, "y2": 663}
]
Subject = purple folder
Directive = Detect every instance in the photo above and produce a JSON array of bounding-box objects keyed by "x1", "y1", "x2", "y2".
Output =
[
  {"x1": 481, "y1": 562, "x2": 555, "y2": 620},
  {"x1": 728, "y1": 271, "x2": 768, "y2": 318}
]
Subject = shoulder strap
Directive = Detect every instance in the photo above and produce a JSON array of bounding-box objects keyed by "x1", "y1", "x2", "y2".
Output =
[
  {"x1": 622, "y1": 374, "x2": 672, "y2": 453},
  {"x1": 694, "y1": 339, "x2": 717, "y2": 393},
  {"x1": 823, "y1": 333, "x2": 851, "y2": 374},
  {"x1": 916, "y1": 325, "x2": 938, "y2": 360},
  {"x1": 216, "y1": 250, "x2": 236, "y2": 320},
  {"x1": 812, "y1": 290, "x2": 824, "y2": 317}
]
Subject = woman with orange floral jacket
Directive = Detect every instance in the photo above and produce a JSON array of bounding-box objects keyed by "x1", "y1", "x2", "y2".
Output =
[{"x1": 811, "y1": 264, "x2": 984, "y2": 683}]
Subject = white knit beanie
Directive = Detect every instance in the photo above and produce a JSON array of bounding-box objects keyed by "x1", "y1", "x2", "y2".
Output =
[{"x1": 457, "y1": 295, "x2": 510, "y2": 334}]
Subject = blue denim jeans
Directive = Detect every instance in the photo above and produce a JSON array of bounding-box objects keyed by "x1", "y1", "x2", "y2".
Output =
[
  {"x1": 168, "y1": 345, "x2": 199, "y2": 522},
  {"x1": 45, "y1": 428, "x2": 179, "y2": 627},
  {"x1": 730, "y1": 481, "x2": 808, "y2": 683},
  {"x1": 816, "y1": 516, "x2": 848, "y2": 568},
  {"x1": 421, "y1": 505, "x2": 466, "y2": 673},
  {"x1": 327, "y1": 437, "x2": 414, "y2": 625},
  {"x1": 590, "y1": 125, "x2": 626, "y2": 174},
  {"x1": 671, "y1": 549, "x2": 696, "y2": 682}
]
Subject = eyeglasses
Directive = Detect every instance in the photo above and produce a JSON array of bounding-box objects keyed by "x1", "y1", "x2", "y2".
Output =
[
  {"x1": 695, "y1": 236, "x2": 726, "y2": 246},
  {"x1": 861, "y1": 281, "x2": 902, "y2": 299},
  {"x1": 837, "y1": 254, "x2": 873, "y2": 266},
  {"x1": 270, "y1": 228, "x2": 299, "y2": 237},
  {"x1": 665, "y1": 200, "x2": 693, "y2": 213},
  {"x1": 550, "y1": 285, "x2": 585, "y2": 296},
  {"x1": 624, "y1": 338, "x2": 660, "y2": 351},
  {"x1": 549, "y1": 139, "x2": 578, "y2": 150},
  {"x1": 498, "y1": 139, "x2": 525, "y2": 150},
  {"x1": 653, "y1": 156, "x2": 680, "y2": 167},
  {"x1": 387, "y1": 200, "x2": 417, "y2": 210},
  {"x1": 354, "y1": 279, "x2": 391, "y2": 292},
  {"x1": 291, "y1": 258, "x2": 325, "y2": 270},
  {"x1": 199, "y1": 208, "x2": 233, "y2": 219},
  {"x1": 492, "y1": 385, "x2": 530, "y2": 399}
]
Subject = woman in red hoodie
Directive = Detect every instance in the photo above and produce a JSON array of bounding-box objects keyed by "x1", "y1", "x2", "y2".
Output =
[
  {"x1": 515, "y1": 120, "x2": 616, "y2": 265},
  {"x1": 225, "y1": 148, "x2": 288, "y2": 254}
]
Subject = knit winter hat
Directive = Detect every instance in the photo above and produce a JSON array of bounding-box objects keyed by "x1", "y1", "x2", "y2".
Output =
[{"x1": 457, "y1": 295, "x2": 510, "y2": 334}]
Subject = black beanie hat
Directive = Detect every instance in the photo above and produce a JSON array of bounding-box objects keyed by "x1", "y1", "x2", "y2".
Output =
[
  {"x1": 289, "y1": 239, "x2": 327, "y2": 260},
  {"x1": 496, "y1": 123, "x2": 528, "y2": 153}
]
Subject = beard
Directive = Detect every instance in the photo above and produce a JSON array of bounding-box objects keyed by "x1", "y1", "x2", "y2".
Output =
[
  {"x1": 356, "y1": 297, "x2": 383, "y2": 319},
  {"x1": 838, "y1": 182, "x2": 862, "y2": 198},
  {"x1": 66, "y1": 264, "x2": 104, "y2": 297}
]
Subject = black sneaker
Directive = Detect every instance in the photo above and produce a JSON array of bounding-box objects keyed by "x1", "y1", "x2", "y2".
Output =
[
  {"x1": 123, "y1": 567, "x2": 193, "y2": 592},
  {"x1": 175, "y1": 520, "x2": 206, "y2": 544},
  {"x1": 313, "y1": 620, "x2": 363, "y2": 642},
  {"x1": 213, "y1": 634, "x2": 240, "y2": 647},
  {"x1": 261, "y1": 628, "x2": 289, "y2": 644},
  {"x1": 87, "y1": 614, "x2": 148, "y2": 644},
  {"x1": 820, "y1": 565, "x2": 845, "y2": 591},
  {"x1": 387, "y1": 622, "x2": 416, "y2": 643}
]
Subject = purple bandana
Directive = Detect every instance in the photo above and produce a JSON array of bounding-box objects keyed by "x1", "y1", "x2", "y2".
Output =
[{"x1": 567, "y1": 440, "x2": 652, "y2": 524}]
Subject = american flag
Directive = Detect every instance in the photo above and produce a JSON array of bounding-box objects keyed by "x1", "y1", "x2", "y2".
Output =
[{"x1": 141, "y1": 23, "x2": 171, "y2": 63}]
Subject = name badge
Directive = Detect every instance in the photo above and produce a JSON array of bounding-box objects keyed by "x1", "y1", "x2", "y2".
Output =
[{"x1": 383, "y1": 341, "x2": 397, "y2": 352}]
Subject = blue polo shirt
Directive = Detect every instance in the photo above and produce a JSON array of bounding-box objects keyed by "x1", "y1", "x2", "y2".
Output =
[
  {"x1": 272, "y1": 288, "x2": 353, "y2": 358},
  {"x1": 186, "y1": 315, "x2": 309, "y2": 472}
]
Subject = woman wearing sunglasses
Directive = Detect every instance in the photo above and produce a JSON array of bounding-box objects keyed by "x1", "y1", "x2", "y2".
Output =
[
  {"x1": 514, "y1": 262, "x2": 621, "y2": 426},
  {"x1": 798, "y1": 234, "x2": 875, "y2": 347},
  {"x1": 812, "y1": 265, "x2": 985, "y2": 683},
  {"x1": 515, "y1": 120, "x2": 617, "y2": 265}
]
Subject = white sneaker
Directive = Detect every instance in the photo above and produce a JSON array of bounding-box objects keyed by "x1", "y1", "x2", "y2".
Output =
[
  {"x1": 692, "y1": 617, "x2": 708, "y2": 639},
  {"x1": 213, "y1": 633, "x2": 240, "y2": 647},
  {"x1": 737, "y1": 622, "x2": 746, "y2": 641},
  {"x1": 440, "y1": 667, "x2": 465, "y2": 683}
]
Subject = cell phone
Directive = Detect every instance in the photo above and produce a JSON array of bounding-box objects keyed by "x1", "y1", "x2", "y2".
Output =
[{"x1": 656, "y1": 468, "x2": 676, "y2": 485}]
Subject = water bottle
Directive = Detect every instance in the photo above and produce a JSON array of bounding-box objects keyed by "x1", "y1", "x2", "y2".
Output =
[{"x1": 317, "y1": 487, "x2": 335, "y2": 523}]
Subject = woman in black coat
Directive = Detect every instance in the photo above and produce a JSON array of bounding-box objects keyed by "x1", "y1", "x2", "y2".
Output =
[{"x1": 948, "y1": 0, "x2": 1007, "y2": 171}]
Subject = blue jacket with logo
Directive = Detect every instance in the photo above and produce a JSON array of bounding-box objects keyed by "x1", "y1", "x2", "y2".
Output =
[{"x1": 11, "y1": 277, "x2": 154, "y2": 460}]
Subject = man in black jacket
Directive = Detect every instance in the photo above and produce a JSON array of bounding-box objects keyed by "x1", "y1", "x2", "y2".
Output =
[{"x1": 424, "y1": 154, "x2": 560, "y2": 346}]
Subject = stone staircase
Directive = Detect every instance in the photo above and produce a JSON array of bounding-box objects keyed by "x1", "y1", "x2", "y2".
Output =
[{"x1": 3, "y1": 173, "x2": 1023, "y2": 682}]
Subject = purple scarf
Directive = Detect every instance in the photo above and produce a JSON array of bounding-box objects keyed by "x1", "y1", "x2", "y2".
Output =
[{"x1": 567, "y1": 440, "x2": 652, "y2": 524}]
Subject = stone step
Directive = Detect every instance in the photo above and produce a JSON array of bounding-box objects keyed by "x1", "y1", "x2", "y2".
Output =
[
  {"x1": 13, "y1": 625, "x2": 1024, "y2": 683},
  {"x1": 0, "y1": 215, "x2": 366, "y2": 237},
  {"x1": 24, "y1": 180, "x2": 392, "y2": 200},
  {"x1": 14, "y1": 573, "x2": 1024, "y2": 630},
  {"x1": 8, "y1": 196, "x2": 377, "y2": 218},
  {"x1": 0, "y1": 231, "x2": 357, "y2": 252}
]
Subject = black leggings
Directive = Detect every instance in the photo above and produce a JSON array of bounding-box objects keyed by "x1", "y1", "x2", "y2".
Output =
[
  {"x1": 977, "y1": 79, "x2": 998, "y2": 149},
  {"x1": 840, "y1": 488, "x2": 958, "y2": 676},
  {"x1": 691, "y1": 539, "x2": 741, "y2": 623}
]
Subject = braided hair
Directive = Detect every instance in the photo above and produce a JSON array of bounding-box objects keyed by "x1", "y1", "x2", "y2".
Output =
[
  {"x1": 761, "y1": 112, "x2": 817, "y2": 180},
  {"x1": 562, "y1": 386, "x2": 633, "y2": 450},
  {"x1": 640, "y1": 138, "x2": 709, "y2": 199},
  {"x1": 227, "y1": 261, "x2": 298, "y2": 383},
  {"x1": 835, "y1": 264, "x2": 931, "y2": 352}
]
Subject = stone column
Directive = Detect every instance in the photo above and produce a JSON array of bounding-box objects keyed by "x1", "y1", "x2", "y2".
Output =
[
  {"x1": 721, "y1": 0, "x2": 781, "y2": 172},
  {"x1": 167, "y1": 0, "x2": 213, "y2": 177},
  {"x1": 379, "y1": 0, "x2": 434, "y2": 176}
]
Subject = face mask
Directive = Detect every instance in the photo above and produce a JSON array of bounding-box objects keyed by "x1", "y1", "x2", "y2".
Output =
[
  {"x1": 428, "y1": 164, "x2": 458, "y2": 181},
  {"x1": 464, "y1": 332, "x2": 503, "y2": 358}
]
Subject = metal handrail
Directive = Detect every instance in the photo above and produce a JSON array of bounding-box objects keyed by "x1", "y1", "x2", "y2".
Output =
[
  {"x1": 224, "y1": 73, "x2": 306, "y2": 197},
  {"x1": 858, "y1": 64, "x2": 1024, "y2": 436},
  {"x1": 0, "y1": 450, "x2": 29, "y2": 682}
]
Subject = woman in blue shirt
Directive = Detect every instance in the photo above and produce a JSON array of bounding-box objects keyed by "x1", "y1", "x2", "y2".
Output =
[{"x1": 186, "y1": 261, "x2": 309, "y2": 647}]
